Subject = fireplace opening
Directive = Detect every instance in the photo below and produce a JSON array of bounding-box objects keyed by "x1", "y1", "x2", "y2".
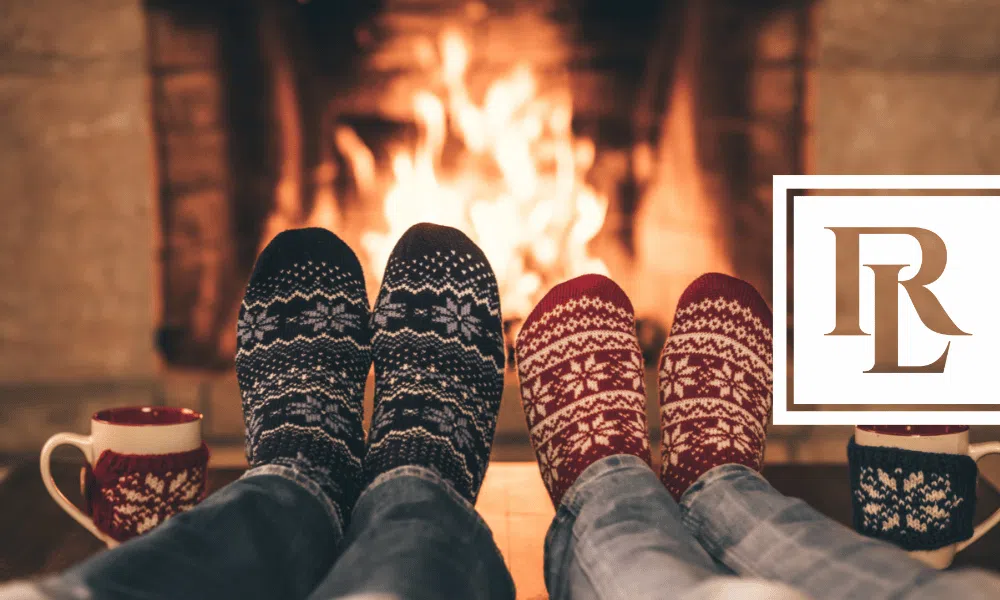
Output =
[{"x1": 151, "y1": 0, "x2": 812, "y2": 370}]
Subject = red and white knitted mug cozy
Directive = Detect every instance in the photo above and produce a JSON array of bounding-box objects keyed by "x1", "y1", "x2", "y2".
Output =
[{"x1": 83, "y1": 443, "x2": 210, "y2": 542}]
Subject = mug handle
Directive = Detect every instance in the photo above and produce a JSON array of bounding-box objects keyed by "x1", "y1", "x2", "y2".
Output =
[
  {"x1": 957, "y1": 442, "x2": 1000, "y2": 551},
  {"x1": 39, "y1": 433, "x2": 117, "y2": 546}
]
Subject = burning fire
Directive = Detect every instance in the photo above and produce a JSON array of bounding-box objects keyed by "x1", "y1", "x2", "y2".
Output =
[
  {"x1": 261, "y1": 29, "x2": 609, "y2": 320},
  {"x1": 233, "y1": 11, "x2": 734, "y2": 364},
  {"x1": 356, "y1": 29, "x2": 609, "y2": 318}
]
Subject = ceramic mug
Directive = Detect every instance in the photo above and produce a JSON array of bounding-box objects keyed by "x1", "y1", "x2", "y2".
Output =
[
  {"x1": 40, "y1": 406, "x2": 206, "y2": 547},
  {"x1": 854, "y1": 425, "x2": 1000, "y2": 569}
]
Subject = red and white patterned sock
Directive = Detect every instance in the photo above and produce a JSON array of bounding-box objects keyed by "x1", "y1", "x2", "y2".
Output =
[
  {"x1": 658, "y1": 273, "x2": 773, "y2": 501},
  {"x1": 516, "y1": 274, "x2": 651, "y2": 506}
]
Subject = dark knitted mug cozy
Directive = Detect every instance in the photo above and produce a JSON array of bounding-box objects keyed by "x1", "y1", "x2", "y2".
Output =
[{"x1": 848, "y1": 436, "x2": 977, "y2": 551}]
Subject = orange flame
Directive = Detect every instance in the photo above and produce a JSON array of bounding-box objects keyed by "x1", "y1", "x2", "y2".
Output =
[
  {"x1": 353, "y1": 29, "x2": 609, "y2": 319},
  {"x1": 239, "y1": 18, "x2": 733, "y2": 362}
]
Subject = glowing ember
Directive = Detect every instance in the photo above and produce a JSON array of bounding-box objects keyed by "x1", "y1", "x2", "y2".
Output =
[{"x1": 341, "y1": 29, "x2": 608, "y2": 319}]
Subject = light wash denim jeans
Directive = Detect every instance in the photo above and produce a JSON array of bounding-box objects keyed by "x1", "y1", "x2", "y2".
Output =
[
  {"x1": 4, "y1": 457, "x2": 1000, "y2": 600},
  {"x1": 0, "y1": 465, "x2": 514, "y2": 600},
  {"x1": 545, "y1": 454, "x2": 807, "y2": 600},
  {"x1": 680, "y1": 463, "x2": 1000, "y2": 600}
]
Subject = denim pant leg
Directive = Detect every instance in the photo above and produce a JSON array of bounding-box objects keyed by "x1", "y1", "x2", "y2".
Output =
[
  {"x1": 308, "y1": 466, "x2": 515, "y2": 600},
  {"x1": 680, "y1": 463, "x2": 1000, "y2": 600},
  {"x1": 544, "y1": 455, "x2": 808, "y2": 600},
  {"x1": 0, "y1": 467, "x2": 343, "y2": 600}
]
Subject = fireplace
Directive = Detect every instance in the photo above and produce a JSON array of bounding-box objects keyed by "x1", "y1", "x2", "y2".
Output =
[
  {"x1": 5, "y1": 0, "x2": 889, "y2": 456},
  {"x1": 150, "y1": 0, "x2": 808, "y2": 372},
  {"x1": 5, "y1": 0, "x2": 1000, "y2": 464}
]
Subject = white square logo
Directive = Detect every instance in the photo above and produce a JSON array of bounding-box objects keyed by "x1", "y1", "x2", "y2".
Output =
[{"x1": 773, "y1": 175, "x2": 1000, "y2": 425}]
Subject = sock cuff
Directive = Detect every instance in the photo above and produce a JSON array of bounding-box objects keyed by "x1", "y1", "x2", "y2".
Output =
[
  {"x1": 365, "y1": 435, "x2": 477, "y2": 501},
  {"x1": 253, "y1": 427, "x2": 363, "y2": 497},
  {"x1": 848, "y1": 436, "x2": 977, "y2": 550}
]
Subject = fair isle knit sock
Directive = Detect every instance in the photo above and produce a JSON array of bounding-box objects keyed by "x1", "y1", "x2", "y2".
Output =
[
  {"x1": 364, "y1": 223, "x2": 505, "y2": 503},
  {"x1": 236, "y1": 228, "x2": 370, "y2": 525},
  {"x1": 516, "y1": 274, "x2": 652, "y2": 506},
  {"x1": 658, "y1": 273, "x2": 773, "y2": 501}
]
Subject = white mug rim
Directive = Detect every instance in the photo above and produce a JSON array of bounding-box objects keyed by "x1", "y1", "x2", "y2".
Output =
[
  {"x1": 855, "y1": 425, "x2": 969, "y2": 438},
  {"x1": 91, "y1": 406, "x2": 203, "y2": 427}
]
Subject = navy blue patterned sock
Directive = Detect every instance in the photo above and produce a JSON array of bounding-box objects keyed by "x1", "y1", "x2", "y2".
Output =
[
  {"x1": 365, "y1": 223, "x2": 505, "y2": 502},
  {"x1": 235, "y1": 228, "x2": 371, "y2": 525}
]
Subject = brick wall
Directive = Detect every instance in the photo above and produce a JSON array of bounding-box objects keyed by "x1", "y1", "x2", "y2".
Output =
[
  {"x1": 0, "y1": 0, "x2": 158, "y2": 385},
  {"x1": 0, "y1": 0, "x2": 161, "y2": 453},
  {"x1": 146, "y1": 2, "x2": 242, "y2": 368}
]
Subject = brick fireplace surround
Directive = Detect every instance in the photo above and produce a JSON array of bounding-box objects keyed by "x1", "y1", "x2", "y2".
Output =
[{"x1": 4, "y1": 0, "x2": 1000, "y2": 463}]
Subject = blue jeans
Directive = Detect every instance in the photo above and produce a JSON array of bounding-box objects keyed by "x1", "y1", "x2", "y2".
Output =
[
  {"x1": 545, "y1": 455, "x2": 806, "y2": 600},
  {"x1": 4, "y1": 458, "x2": 1000, "y2": 599},
  {"x1": 680, "y1": 463, "x2": 1000, "y2": 600},
  {"x1": 546, "y1": 456, "x2": 1000, "y2": 599},
  {"x1": 1, "y1": 465, "x2": 513, "y2": 600}
]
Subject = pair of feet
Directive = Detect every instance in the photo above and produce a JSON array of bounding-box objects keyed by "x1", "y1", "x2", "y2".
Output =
[
  {"x1": 235, "y1": 224, "x2": 505, "y2": 526},
  {"x1": 237, "y1": 223, "x2": 773, "y2": 525},
  {"x1": 515, "y1": 272, "x2": 773, "y2": 505}
]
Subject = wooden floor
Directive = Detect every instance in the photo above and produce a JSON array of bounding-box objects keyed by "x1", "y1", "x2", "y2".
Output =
[{"x1": 478, "y1": 464, "x2": 554, "y2": 600}]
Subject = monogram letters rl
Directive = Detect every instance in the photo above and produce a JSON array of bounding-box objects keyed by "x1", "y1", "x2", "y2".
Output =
[{"x1": 825, "y1": 227, "x2": 970, "y2": 373}]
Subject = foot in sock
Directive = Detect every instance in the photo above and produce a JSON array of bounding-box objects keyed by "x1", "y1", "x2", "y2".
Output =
[
  {"x1": 235, "y1": 228, "x2": 371, "y2": 525},
  {"x1": 516, "y1": 274, "x2": 652, "y2": 506},
  {"x1": 365, "y1": 223, "x2": 505, "y2": 503},
  {"x1": 658, "y1": 272, "x2": 773, "y2": 501}
]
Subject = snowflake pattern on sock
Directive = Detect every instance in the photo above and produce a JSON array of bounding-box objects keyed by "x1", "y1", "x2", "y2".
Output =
[
  {"x1": 364, "y1": 223, "x2": 505, "y2": 503},
  {"x1": 658, "y1": 273, "x2": 773, "y2": 501},
  {"x1": 235, "y1": 228, "x2": 371, "y2": 526},
  {"x1": 516, "y1": 274, "x2": 651, "y2": 506}
]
